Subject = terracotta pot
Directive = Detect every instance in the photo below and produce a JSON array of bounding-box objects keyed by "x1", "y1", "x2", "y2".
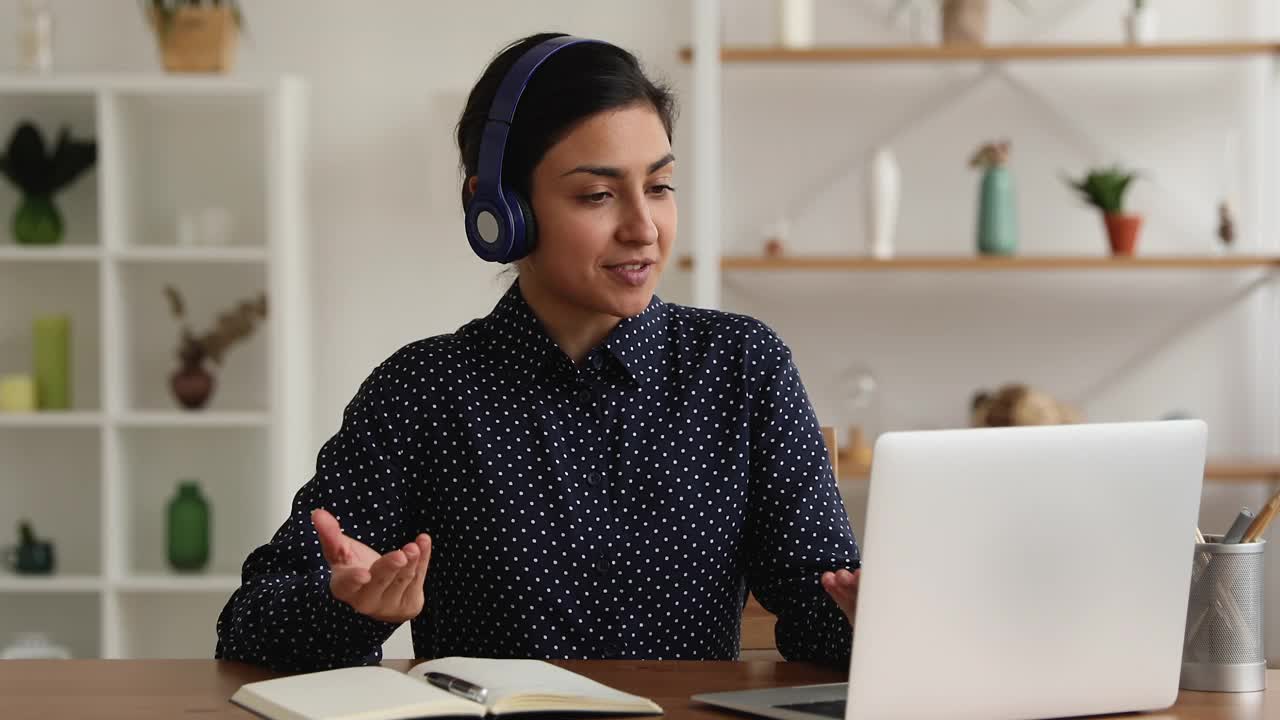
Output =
[
  {"x1": 1103, "y1": 212, "x2": 1143, "y2": 256},
  {"x1": 171, "y1": 362, "x2": 215, "y2": 410}
]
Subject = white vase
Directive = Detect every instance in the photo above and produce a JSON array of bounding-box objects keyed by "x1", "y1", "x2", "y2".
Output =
[
  {"x1": 867, "y1": 147, "x2": 900, "y2": 259},
  {"x1": 778, "y1": 0, "x2": 814, "y2": 48},
  {"x1": 1125, "y1": 7, "x2": 1158, "y2": 45}
]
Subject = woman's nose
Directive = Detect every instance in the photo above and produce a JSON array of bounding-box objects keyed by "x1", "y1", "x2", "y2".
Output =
[{"x1": 617, "y1": 197, "x2": 658, "y2": 246}]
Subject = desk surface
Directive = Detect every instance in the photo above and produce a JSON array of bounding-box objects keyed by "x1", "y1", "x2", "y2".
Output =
[{"x1": 0, "y1": 659, "x2": 1275, "y2": 719}]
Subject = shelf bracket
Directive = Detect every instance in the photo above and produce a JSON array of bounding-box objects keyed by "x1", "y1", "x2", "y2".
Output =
[{"x1": 1069, "y1": 273, "x2": 1274, "y2": 409}]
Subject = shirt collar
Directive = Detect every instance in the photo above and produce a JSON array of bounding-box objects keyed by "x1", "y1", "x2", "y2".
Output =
[
  {"x1": 481, "y1": 281, "x2": 669, "y2": 385},
  {"x1": 601, "y1": 294, "x2": 668, "y2": 385}
]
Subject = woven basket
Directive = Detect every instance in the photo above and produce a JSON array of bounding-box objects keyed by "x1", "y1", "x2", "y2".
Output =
[
  {"x1": 149, "y1": 6, "x2": 239, "y2": 73},
  {"x1": 941, "y1": 0, "x2": 989, "y2": 45}
]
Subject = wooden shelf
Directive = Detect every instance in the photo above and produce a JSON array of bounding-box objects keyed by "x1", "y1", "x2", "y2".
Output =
[
  {"x1": 1201, "y1": 461, "x2": 1280, "y2": 483},
  {"x1": 679, "y1": 42, "x2": 1280, "y2": 64},
  {"x1": 676, "y1": 255, "x2": 1280, "y2": 272},
  {"x1": 838, "y1": 459, "x2": 1280, "y2": 483}
]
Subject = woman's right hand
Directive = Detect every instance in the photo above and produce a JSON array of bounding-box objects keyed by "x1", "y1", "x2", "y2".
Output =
[{"x1": 311, "y1": 508, "x2": 432, "y2": 624}]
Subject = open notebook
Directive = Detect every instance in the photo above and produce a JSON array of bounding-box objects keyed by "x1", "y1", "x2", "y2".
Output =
[{"x1": 230, "y1": 656, "x2": 664, "y2": 719}]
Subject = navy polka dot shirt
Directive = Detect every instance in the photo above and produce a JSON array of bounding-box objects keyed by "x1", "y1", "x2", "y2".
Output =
[{"x1": 215, "y1": 281, "x2": 860, "y2": 671}]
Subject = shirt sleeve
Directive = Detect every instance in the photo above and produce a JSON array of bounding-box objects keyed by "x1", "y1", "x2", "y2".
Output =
[
  {"x1": 215, "y1": 355, "x2": 424, "y2": 671},
  {"x1": 742, "y1": 327, "x2": 862, "y2": 667}
]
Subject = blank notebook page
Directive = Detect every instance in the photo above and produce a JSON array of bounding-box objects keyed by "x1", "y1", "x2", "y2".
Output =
[
  {"x1": 235, "y1": 666, "x2": 479, "y2": 720},
  {"x1": 408, "y1": 657, "x2": 651, "y2": 706}
]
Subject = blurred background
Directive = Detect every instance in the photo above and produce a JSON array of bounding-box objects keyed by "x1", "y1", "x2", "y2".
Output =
[{"x1": 1, "y1": 0, "x2": 1278, "y2": 665}]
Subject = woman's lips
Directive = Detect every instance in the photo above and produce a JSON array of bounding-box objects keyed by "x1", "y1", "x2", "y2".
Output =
[{"x1": 605, "y1": 262, "x2": 653, "y2": 287}]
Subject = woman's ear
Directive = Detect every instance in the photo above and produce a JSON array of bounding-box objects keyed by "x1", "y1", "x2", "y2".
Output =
[{"x1": 462, "y1": 176, "x2": 480, "y2": 209}]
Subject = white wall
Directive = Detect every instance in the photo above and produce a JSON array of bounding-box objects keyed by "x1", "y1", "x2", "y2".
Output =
[{"x1": 5, "y1": 0, "x2": 1278, "y2": 661}]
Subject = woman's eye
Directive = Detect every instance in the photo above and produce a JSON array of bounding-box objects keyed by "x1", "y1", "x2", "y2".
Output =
[
  {"x1": 582, "y1": 192, "x2": 611, "y2": 204},
  {"x1": 649, "y1": 184, "x2": 676, "y2": 196}
]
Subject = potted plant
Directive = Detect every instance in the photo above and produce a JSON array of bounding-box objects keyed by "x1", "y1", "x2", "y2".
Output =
[
  {"x1": 1065, "y1": 166, "x2": 1142, "y2": 256},
  {"x1": 3, "y1": 520, "x2": 55, "y2": 575},
  {"x1": 0, "y1": 122, "x2": 96, "y2": 246},
  {"x1": 146, "y1": 0, "x2": 244, "y2": 73},
  {"x1": 163, "y1": 285, "x2": 267, "y2": 409}
]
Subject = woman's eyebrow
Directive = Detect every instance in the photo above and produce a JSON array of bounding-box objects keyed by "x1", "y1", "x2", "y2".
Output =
[{"x1": 561, "y1": 152, "x2": 676, "y2": 179}]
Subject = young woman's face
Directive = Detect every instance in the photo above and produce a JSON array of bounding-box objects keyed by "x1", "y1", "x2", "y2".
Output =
[{"x1": 522, "y1": 103, "x2": 676, "y2": 319}]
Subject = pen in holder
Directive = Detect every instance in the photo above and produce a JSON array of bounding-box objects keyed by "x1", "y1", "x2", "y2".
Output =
[{"x1": 1180, "y1": 534, "x2": 1266, "y2": 692}]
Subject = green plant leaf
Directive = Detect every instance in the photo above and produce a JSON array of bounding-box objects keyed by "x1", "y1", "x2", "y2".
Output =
[
  {"x1": 1063, "y1": 165, "x2": 1138, "y2": 214},
  {"x1": 0, "y1": 154, "x2": 16, "y2": 190},
  {"x1": 0, "y1": 122, "x2": 96, "y2": 197},
  {"x1": 48, "y1": 126, "x2": 97, "y2": 194},
  {"x1": 2, "y1": 122, "x2": 51, "y2": 196}
]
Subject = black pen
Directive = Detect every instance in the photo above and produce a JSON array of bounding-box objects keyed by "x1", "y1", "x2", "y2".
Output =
[{"x1": 425, "y1": 671, "x2": 489, "y2": 704}]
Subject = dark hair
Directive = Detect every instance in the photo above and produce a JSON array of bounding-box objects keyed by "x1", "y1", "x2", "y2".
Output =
[{"x1": 456, "y1": 32, "x2": 677, "y2": 212}]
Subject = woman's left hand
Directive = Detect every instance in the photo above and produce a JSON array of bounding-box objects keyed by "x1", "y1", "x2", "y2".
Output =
[{"x1": 821, "y1": 568, "x2": 861, "y2": 628}]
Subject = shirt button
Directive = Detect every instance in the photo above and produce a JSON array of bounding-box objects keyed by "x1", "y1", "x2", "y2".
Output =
[
  {"x1": 577, "y1": 388, "x2": 593, "y2": 404},
  {"x1": 603, "y1": 640, "x2": 622, "y2": 657},
  {"x1": 587, "y1": 471, "x2": 601, "y2": 487},
  {"x1": 590, "y1": 354, "x2": 604, "y2": 370},
  {"x1": 595, "y1": 556, "x2": 610, "y2": 574}
]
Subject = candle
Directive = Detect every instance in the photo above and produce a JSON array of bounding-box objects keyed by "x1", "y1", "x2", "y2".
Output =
[
  {"x1": 32, "y1": 314, "x2": 70, "y2": 410},
  {"x1": 778, "y1": 0, "x2": 814, "y2": 48},
  {"x1": 0, "y1": 374, "x2": 37, "y2": 412}
]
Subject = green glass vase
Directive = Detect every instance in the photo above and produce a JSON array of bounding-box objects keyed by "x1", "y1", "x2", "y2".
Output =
[
  {"x1": 13, "y1": 195, "x2": 64, "y2": 246},
  {"x1": 167, "y1": 480, "x2": 210, "y2": 572},
  {"x1": 976, "y1": 166, "x2": 1017, "y2": 256}
]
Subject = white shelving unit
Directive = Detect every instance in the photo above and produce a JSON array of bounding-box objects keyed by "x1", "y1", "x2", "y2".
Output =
[{"x1": 0, "y1": 73, "x2": 311, "y2": 659}]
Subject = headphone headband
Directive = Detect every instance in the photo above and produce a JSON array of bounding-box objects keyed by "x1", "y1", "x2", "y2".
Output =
[
  {"x1": 489, "y1": 35, "x2": 592, "y2": 126},
  {"x1": 466, "y1": 36, "x2": 605, "y2": 263}
]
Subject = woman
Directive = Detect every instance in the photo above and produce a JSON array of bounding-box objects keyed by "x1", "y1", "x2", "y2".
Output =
[{"x1": 215, "y1": 32, "x2": 861, "y2": 672}]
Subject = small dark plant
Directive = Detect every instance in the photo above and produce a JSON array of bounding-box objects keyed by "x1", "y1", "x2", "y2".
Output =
[
  {"x1": 1064, "y1": 166, "x2": 1138, "y2": 214},
  {"x1": 164, "y1": 285, "x2": 268, "y2": 367}
]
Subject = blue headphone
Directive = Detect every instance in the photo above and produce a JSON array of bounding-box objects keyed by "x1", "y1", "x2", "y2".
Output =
[{"x1": 465, "y1": 36, "x2": 605, "y2": 263}]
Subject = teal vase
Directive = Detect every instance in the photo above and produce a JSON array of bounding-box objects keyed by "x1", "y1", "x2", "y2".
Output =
[
  {"x1": 976, "y1": 166, "x2": 1017, "y2": 256},
  {"x1": 167, "y1": 480, "x2": 210, "y2": 572},
  {"x1": 13, "y1": 196, "x2": 64, "y2": 246}
]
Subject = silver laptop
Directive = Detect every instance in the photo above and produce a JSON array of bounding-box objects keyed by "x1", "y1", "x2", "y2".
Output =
[{"x1": 694, "y1": 420, "x2": 1207, "y2": 720}]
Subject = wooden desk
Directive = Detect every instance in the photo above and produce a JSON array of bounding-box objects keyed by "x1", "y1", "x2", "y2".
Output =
[{"x1": 0, "y1": 659, "x2": 1276, "y2": 719}]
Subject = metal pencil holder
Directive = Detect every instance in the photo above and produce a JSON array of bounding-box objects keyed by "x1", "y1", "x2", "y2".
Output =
[{"x1": 1180, "y1": 535, "x2": 1266, "y2": 692}]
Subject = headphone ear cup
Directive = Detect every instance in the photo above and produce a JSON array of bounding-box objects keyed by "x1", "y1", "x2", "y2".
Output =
[{"x1": 512, "y1": 192, "x2": 537, "y2": 259}]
